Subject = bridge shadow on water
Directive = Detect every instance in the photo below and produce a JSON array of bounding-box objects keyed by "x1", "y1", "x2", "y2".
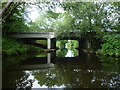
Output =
[{"x1": 2, "y1": 48, "x2": 120, "y2": 89}]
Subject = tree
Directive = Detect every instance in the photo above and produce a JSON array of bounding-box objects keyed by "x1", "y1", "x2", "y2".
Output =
[
  {"x1": 55, "y1": 2, "x2": 119, "y2": 37},
  {"x1": 1, "y1": 1, "x2": 21, "y2": 22},
  {"x1": 2, "y1": 2, "x2": 28, "y2": 34},
  {"x1": 53, "y1": 11, "x2": 74, "y2": 37},
  {"x1": 28, "y1": 10, "x2": 59, "y2": 32}
]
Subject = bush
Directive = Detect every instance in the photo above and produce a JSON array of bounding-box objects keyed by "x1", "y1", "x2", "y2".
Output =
[{"x1": 97, "y1": 35, "x2": 120, "y2": 56}]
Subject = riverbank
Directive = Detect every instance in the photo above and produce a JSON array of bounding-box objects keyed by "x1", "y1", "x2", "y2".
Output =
[{"x1": 2, "y1": 37, "x2": 43, "y2": 56}]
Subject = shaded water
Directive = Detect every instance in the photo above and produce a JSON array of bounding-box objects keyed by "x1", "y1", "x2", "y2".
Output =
[{"x1": 2, "y1": 49, "x2": 120, "y2": 89}]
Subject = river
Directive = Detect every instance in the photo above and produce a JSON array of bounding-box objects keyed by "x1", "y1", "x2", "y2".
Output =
[{"x1": 2, "y1": 48, "x2": 120, "y2": 89}]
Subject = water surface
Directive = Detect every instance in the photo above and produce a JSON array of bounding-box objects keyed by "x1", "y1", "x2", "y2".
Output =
[{"x1": 2, "y1": 49, "x2": 120, "y2": 89}]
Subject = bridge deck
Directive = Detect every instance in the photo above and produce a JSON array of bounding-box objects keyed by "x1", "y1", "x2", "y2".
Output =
[{"x1": 11, "y1": 32, "x2": 56, "y2": 39}]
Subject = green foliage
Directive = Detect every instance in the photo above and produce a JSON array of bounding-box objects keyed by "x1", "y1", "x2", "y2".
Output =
[
  {"x1": 66, "y1": 40, "x2": 78, "y2": 49},
  {"x1": 56, "y1": 40, "x2": 68, "y2": 49},
  {"x1": 97, "y1": 35, "x2": 120, "y2": 56},
  {"x1": 25, "y1": 2, "x2": 119, "y2": 38},
  {"x1": 2, "y1": 2, "x2": 120, "y2": 56},
  {"x1": 54, "y1": 12, "x2": 75, "y2": 37},
  {"x1": 2, "y1": 3, "x2": 28, "y2": 34},
  {"x1": 56, "y1": 40, "x2": 78, "y2": 49},
  {"x1": 28, "y1": 11, "x2": 59, "y2": 32},
  {"x1": 2, "y1": 3, "x2": 43, "y2": 55},
  {"x1": 2, "y1": 37, "x2": 41, "y2": 55},
  {"x1": 56, "y1": 48, "x2": 68, "y2": 57},
  {"x1": 56, "y1": 40, "x2": 79, "y2": 57}
]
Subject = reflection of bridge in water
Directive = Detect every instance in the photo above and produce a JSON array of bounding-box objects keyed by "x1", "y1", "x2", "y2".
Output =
[
  {"x1": 15, "y1": 53, "x2": 55, "y2": 70},
  {"x1": 13, "y1": 51, "x2": 95, "y2": 70}
]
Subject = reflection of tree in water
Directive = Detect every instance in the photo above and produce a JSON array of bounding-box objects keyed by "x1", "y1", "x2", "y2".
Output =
[
  {"x1": 97, "y1": 56, "x2": 120, "y2": 88},
  {"x1": 2, "y1": 55, "x2": 34, "y2": 89},
  {"x1": 56, "y1": 40, "x2": 79, "y2": 57},
  {"x1": 56, "y1": 48, "x2": 68, "y2": 57},
  {"x1": 3, "y1": 56, "x2": 34, "y2": 89},
  {"x1": 56, "y1": 48, "x2": 78, "y2": 57},
  {"x1": 16, "y1": 73, "x2": 34, "y2": 89},
  {"x1": 32, "y1": 55, "x2": 119, "y2": 88},
  {"x1": 4, "y1": 54, "x2": 119, "y2": 88},
  {"x1": 2, "y1": 71, "x2": 25, "y2": 88},
  {"x1": 3, "y1": 70, "x2": 34, "y2": 89},
  {"x1": 56, "y1": 40, "x2": 68, "y2": 49},
  {"x1": 71, "y1": 49, "x2": 78, "y2": 57},
  {"x1": 66, "y1": 40, "x2": 78, "y2": 49}
]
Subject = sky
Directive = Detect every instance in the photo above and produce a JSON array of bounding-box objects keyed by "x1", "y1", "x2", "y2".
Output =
[{"x1": 26, "y1": 5, "x2": 39, "y2": 22}]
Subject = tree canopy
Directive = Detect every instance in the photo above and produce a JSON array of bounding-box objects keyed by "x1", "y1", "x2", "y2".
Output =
[
  {"x1": 1, "y1": 1, "x2": 120, "y2": 56},
  {"x1": 23, "y1": 2, "x2": 120, "y2": 38}
]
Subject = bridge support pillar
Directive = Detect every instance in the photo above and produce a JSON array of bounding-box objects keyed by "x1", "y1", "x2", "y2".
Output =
[
  {"x1": 47, "y1": 38, "x2": 51, "y2": 49},
  {"x1": 47, "y1": 38, "x2": 56, "y2": 49}
]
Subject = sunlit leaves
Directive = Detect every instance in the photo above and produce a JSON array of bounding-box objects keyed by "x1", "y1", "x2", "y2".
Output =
[
  {"x1": 54, "y1": 11, "x2": 74, "y2": 37},
  {"x1": 60, "y1": 2, "x2": 119, "y2": 36},
  {"x1": 28, "y1": 10, "x2": 59, "y2": 32}
]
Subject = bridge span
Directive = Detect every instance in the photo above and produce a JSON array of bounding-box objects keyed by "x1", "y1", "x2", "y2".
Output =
[
  {"x1": 11, "y1": 32, "x2": 55, "y2": 39},
  {"x1": 11, "y1": 32, "x2": 56, "y2": 50},
  {"x1": 11, "y1": 32, "x2": 101, "y2": 51}
]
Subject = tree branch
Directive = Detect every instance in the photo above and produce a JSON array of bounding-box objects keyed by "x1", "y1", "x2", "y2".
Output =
[
  {"x1": 0, "y1": 0, "x2": 14, "y2": 17},
  {"x1": 2, "y1": 2, "x2": 21, "y2": 21}
]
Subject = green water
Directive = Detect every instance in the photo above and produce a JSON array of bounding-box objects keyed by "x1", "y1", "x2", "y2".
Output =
[{"x1": 2, "y1": 49, "x2": 120, "y2": 89}]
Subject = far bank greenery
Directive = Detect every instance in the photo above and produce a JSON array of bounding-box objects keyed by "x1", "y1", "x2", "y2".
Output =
[{"x1": 2, "y1": 2, "x2": 120, "y2": 56}]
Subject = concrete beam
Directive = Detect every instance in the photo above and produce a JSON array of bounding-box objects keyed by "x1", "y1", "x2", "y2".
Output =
[{"x1": 11, "y1": 32, "x2": 55, "y2": 39}]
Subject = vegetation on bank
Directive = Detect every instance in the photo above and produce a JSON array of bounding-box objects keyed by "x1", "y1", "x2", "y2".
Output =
[
  {"x1": 2, "y1": 37, "x2": 42, "y2": 56},
  {"x1": 97, "y1": 35, "x2": 120, "y2": 56}
]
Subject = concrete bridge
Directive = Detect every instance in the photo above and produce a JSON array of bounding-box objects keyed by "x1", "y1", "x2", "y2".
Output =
[
  {"x1": 12, "y1": 32, "x2": 55, "y2": 39},
  {"x1": 11, "y1": 32, "x2": 102, "y2": 51},
  {"x1": 11, "y1": 32, "x2": 56, "y2": 50}
]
